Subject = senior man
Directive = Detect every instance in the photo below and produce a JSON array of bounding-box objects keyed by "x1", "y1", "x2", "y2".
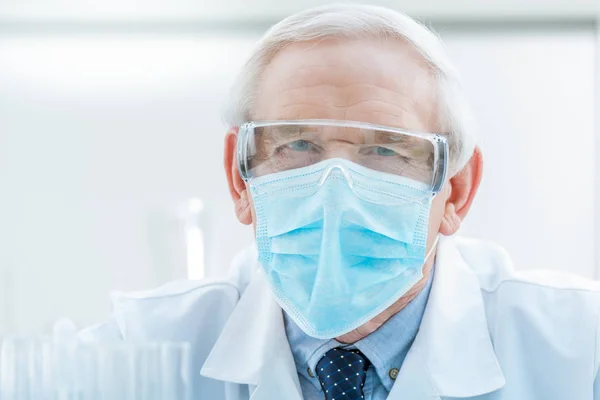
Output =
[{"x1": 81, "y1": 4, "x2": 600, "y2": 400}]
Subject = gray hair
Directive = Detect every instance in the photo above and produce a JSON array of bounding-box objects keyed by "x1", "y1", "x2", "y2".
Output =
[{"x1": 223, "y1": 4, "x2": 477, "y2": 173}]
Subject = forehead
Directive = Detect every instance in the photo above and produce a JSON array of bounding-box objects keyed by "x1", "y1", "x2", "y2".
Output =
[{"x1": 253, "y1": 38, "x2": 440, "y2": 133}]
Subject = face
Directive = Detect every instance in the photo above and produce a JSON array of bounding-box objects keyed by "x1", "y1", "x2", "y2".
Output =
[
  {"x1": 232, "y1": 37, "x2": 458, "y2": 241},
  {"x1": 224, "y1": 37, "x2": 482, "y2": 339}
]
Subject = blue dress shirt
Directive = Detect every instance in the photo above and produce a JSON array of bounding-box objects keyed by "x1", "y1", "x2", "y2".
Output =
[{"x1": 284, "y1": 266, "x2": 435, "y2": 400}]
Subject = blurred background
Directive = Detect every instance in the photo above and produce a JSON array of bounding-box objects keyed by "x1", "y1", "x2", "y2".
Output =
[{"x1": 0, "y1": 0, "x2": 599, "y2": 334}]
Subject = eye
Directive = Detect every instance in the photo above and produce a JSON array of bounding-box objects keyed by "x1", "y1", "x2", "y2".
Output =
[
  {"x1": 374, "y1": 146, "x2": 398, "y2": 156},
  {"x1": 286, "y1": 140, "x2": 311, "y2": 151}
]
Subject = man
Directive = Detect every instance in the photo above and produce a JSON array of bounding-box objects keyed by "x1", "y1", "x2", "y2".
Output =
[{"x1": 81, "y1": 4, "x2": 600, "y2": 399}]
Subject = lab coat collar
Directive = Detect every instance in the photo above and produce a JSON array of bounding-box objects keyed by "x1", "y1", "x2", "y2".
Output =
[
  {"x1": 200, "y1": 264, "x2": 303, "y2": 400},
  {"x1": 387, "y1": 235, "x2": 505, "y2": 399},
  {"x1": 201, "y1": 235, "x2": 505, "y2": 399}
]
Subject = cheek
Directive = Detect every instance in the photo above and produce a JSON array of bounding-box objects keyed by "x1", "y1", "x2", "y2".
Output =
[
  {"x1": 426, "y1": 188, "x2": 449, "y2": 244},
  {"x1": 246, "y1": 185, "x2": 258, "y2": 232}
]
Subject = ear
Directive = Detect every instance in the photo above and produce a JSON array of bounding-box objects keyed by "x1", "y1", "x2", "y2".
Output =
[
  {"x1": 224, "y1": 128, "x2": 252, "y2": 225},
  {"x1": 439, "y1": 147, "x2": 483, "y2": 235}
]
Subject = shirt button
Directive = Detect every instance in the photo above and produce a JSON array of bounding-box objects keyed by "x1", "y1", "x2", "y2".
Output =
[
  {"x1": 389, "y1": 368, "x2": 399, "y2": 380},
  {"x1": 307, "y1": 367, "x2": 315, "y2": 378}
]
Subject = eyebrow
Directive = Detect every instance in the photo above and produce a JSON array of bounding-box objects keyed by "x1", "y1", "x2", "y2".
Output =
[
  {"x1": 259, "y1": 126, "x2": 331, "y2": 147},
  {"x1": 259, "y1": 125, "x2": 304, "y2": 140},
  {"x1": 372, "y1": 130, "x2": 423, "y2": 147},
  {"x1": 258, "y1": 124, "x2": 434, "y2": 147}
]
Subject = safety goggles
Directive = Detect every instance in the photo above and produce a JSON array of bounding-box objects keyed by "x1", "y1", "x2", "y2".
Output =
[{"x1": 237, "y1": 119, "x2": 449, "y2": 194}]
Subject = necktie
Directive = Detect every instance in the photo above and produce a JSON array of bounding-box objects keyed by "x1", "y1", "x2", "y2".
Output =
[{"x1": 315, "y1": 347, "x2": 371, "y2": 400}]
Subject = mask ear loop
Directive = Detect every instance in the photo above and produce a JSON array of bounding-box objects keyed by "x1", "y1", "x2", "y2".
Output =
[{"x1": 424, "y1": 234, "x2": 440, "y2": 264}]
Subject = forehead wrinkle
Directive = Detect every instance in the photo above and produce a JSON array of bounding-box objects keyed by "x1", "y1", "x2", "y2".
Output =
[
  {"x1": 272, "y1": 73, "x2": 435, "y2": 111},
  {"x1": 270, "y1": 44, "x2": 433, "y2": 90},
  {"x1": 275, "y1": 65, "x2": 431, "y2": 98},
  {"x1": 336, "y1": 98, "x2": 418, "y2": 114},
  {"x1": 273, "y1": 66, "x2": 329, "y2": 91},
  {"x1": 276, "y1": 84, "x2": 425, "y2": 114},
  {"x1": 283, "y1": 94, "x2": 428, "y2": 131}
]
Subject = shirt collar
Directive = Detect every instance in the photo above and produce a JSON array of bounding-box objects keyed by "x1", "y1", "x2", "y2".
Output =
[
  {"x1": 354, "y1": 263, "x2": 434, "y2": 390},
  {"x1": 283, "y1": 309, "x2": 338, "y2": 390},
  {"x1": 284, "y1": 264, "x2": 435, "y2": 392}
]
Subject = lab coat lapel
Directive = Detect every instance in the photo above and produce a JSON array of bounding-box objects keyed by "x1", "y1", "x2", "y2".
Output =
[
  {"x1": 201, "y1": 267, "x2": 302, "y2": 400},
  {"x1": 387, "y1": 235, "x2": 506, "y2": 400}
]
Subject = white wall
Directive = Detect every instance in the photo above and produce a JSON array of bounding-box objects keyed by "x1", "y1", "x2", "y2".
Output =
[
  {"x1": 0, "y1": 34, "x2": 259, "y2": 334},
  {"x1": 0, "y1": 27, "x2": 597, "y2": 334},
  {"x1": 448, "y1": 30, "x2": 597, "y2": 278}
]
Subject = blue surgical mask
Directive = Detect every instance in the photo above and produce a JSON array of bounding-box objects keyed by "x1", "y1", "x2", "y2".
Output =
[{"x1": 250, "y1": 158, "x2": 437, "y2": 339}]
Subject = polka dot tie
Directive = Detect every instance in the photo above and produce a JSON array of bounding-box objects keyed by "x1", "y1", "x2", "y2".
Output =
[{"x1": 315, "y1": 348, "x2": 371, "y2": 400}]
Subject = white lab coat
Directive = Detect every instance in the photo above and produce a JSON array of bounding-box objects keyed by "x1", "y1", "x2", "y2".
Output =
[{"x1": 79, "y1": 235, "x2": 600, "y2": 399}]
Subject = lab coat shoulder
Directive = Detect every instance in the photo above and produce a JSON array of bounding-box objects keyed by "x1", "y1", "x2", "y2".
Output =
[
  {"x1": 78, "y1": 245, "x2": 257, "y2": 343},
  {"x1": 75, "y1": 246, "x2": 258, "y2": 399},
  {"x1": 455, "y1": 236, "x2": 600, "y2": 320},
  {"x1": 453, "y1": 236, "x2": 600, "y2": 397}
]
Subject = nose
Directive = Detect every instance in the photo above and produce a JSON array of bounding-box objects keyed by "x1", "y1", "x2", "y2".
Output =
[
  {"x1": 324, "y1": 144, "x2": 360, "y2": 165},
  {"x1": 318, "y1": 161, "x2": 354, "y2": 189}
]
